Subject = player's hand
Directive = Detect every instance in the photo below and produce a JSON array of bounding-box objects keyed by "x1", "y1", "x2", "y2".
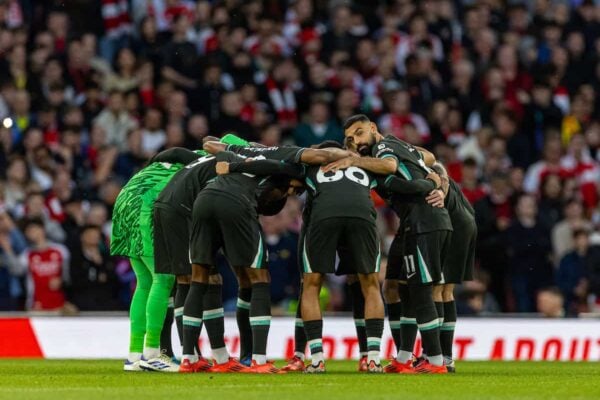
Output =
[
  {"x1": 216, "y1": 162, "x2": 230, "y2": 175},
  {"x1": 426, "y1": 189, "x2": 445, "y2": 208},
  {"x1": 322, "y1": 157, "x2": 353, "y2": 172},
  {"x1": 49, "y1": 277, "x2": 62, "y2": 291},
  {"x1": 426, "y1": 172, "x2": 442, "y2": 188}
]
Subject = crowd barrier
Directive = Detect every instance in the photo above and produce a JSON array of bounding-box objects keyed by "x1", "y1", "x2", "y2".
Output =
[{"x1": 1, "y1": 317, "x2": 599, "y2": 361}]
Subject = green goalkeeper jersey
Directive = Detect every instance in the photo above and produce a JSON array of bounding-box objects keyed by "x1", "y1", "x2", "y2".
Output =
[{"x1": 110, "y1": 148, "x2": 205, "y2": 258}]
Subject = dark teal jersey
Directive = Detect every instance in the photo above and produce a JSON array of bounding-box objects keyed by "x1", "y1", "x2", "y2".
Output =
[
  {"x1": 445, "y1": 178, "x2": 476, "y2": 230},
  {"x1": 303, "y1": 165, "x2": 377, "y2": 224},
  {"x1": 155, "y1": 154, "x2": 218, "y2": 216},
  {"x1": 226, "y1": 144, "x2": 305, "y2": 163},
  {"x1": 372, "y1": 136, "x2": 452, "y2": 234}
]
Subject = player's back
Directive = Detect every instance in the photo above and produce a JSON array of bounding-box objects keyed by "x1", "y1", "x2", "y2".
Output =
[
  {"x1": 445, "y1": 179, "x2": 476, "y2": 228},
  {"x1": 373, "y1": 136, "x2": 452, "y2": 234},
  {"x1": 202, "y1": 152, "x2": 266, "y2": 210},
  {"x1": 156, "y1": 154, "x2": 218, "y2": 214},
  {"x1": 226, "y1": 144, "x2": 305, "y2": 163},
  {"x1": 304, "y1": 165, "x2": 376, "y2": 224}
]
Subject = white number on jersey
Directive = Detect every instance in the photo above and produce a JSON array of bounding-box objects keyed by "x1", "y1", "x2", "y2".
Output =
[
  {"x1": 316, "y1": 166, "x2": 370, "y2": 187},
  {"x1": 184, "y1": 155, "x2": 215, "y2": 169}
]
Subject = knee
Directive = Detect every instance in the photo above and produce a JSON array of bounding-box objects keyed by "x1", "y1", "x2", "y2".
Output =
[
  {"x1": 191, "y1": 264, "x2": 209, "y2": 283},
  {"x1": 442, "y1": 284, "x2": 455, "y2": 302},
  {"x1": 154, "y1": 273, "x2": 175, "y2": 288},
  {"x1": 383, "y1": 280, "x2": 400, "y2": 303},
  {"x1": 432, "y1": 285, "x2": 443, "y2": 302},
  {"x1": 209, "y1": 273, "x2": 223, "y2": 285},
  {"x1": 302, "y1": 273, "x2": 322, "y2": 292},
  {"x1": 246, "y1": 268, "x2": 270, "y2": 284},
  {"x1": 135, "y1": 272, "x2": 152, "y2": 291}
]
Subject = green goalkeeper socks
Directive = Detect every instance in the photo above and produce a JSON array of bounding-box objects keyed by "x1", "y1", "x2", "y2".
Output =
[
  {"x1": 144, "y1": 269, "x2": 175, "y2": 353},
  {"x1": 129, "y1": 257, "x2": 152, "y2": 354}
]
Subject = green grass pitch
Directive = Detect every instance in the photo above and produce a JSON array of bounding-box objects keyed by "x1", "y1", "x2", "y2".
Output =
[{"x1": 1, "y1": 360, "x2": 599, "y2": 400}]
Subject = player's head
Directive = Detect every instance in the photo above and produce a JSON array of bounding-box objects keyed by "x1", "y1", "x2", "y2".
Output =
[
  {"x1": 256, "y1": 177, "x2": 305, "y2": 215},
  {"x1": 430, "y1": 162, "x2": 449, "y2": 191},
  {"x1": 314, "y1": 140, "x2": 343, "y2": 150},
  {"x1": 343, "y1": 114, "x2": 378, "y2": 156}
]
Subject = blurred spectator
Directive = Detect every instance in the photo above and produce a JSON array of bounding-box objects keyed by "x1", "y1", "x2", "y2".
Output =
[
  {"x1": 536, "y1": 287, "x2": 565, "y2": 318},
  {"x1": 23, "y1": 191, "x2": 65, "y2": 243},
  {"x1": 474, "y1": 173, "x2": 513, "y2": 310},
  {"x1": 379, "y1": 88, "x2": 430, "y2": 145},
  {"x1": 68, "y1": 225, "x2": 119, "y2": 311},
  {"x1": 537, "y1": 174, "x2": 564, "y2": 228},
  {"x1": 160, "y1": 13, "x2": 199, "y2": 90},
  {"x1": 94, "y1": 91, "x2": 138, "y2": 151},
  {"x1": 212, "y1": 91, "x2": 255, "y2": 140},
  {"x1": 260, "y1": 203, "x2": 300, "y2": 310},
  {"x1": 524, "y1": 137, "x2": 567, "y2": 194},
  {"x1": 3, "y1": 156, "x2": 30, "y2": 212},
  {"x1": 556, "y1": 229, "x2": 596, "y2": 316},
  {"x1": 522, "y1": 81, "x2": 563, "y2": 156},
  {"x1": 185, "y1": 114, "x2": 209, "y2": 148},
  {"x1": 506, "y1": 194, "x2": 553, "y2": 313},
  {"x1": 0, "y1": 206, "x2": 27, "y2": 310},
  {"x1": 552, "y1": 199, "x2": 592, "y2": 263},
  {"x1": 13, "y1": 217, "x2": 70, "y2": 311},
  {"x1": 140, "y1": 108, "x2": 166, "y2": 156},
  {"x1": 293, "y1": 97, "x2": 342, "y2": 148},
  {"x1": 0, "y1": 1, "x2": 598, "y2": 314}
]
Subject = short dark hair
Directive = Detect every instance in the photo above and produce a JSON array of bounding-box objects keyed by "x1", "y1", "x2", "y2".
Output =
[
  {"x1": 463, "y1": 157, "x2": 478, "y2": 167},
  {"x1": 572, "y1": 228, "x2": 589, "y2": 239},
  {"x1": 343, "y1": 114, "x2": 370, "y2": 130},
  {"x1": 22, "y1": 217, "x2": 44, "y2": 231},
  {"x1": 81, "y1": 224, "x2": 101, "y2": 234},
  {"x1": 316, "y1": 140, "x2": 343, "y2": 149},
  {"x1": 430, "y1": 163, "x2": 447, "y2": 177}
]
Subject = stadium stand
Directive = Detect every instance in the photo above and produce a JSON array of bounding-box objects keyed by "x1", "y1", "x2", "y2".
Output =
[{"x1": 0, "y1": 0, "x2": 599, "y2": 318}]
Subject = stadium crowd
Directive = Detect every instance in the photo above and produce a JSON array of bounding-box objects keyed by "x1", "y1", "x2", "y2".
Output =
[{"x1": 0, "y1": 0, "x2": 600, "y2": 317}]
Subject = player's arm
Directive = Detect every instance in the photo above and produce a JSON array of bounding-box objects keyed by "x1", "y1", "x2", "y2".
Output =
[
  {"x1": 323, "y1": 155, "x2": 397, "y2": 175},
  {"x1": 203, "y1": 141, "x2": 228, "y2": 154},
  {"x1": 151, "y1": 147, "x2": 200, "y2": 165},
  {"x1": 299, "y1": 148, "x2": 355, "y2": 165},
  {"x1": 228, "y1": 160, "x2": 305, "y2": 179},
  {"x1": 415, "y1": 146, "x2": 436, "y2": 167},
  {"x1": 430, "y1": 162, "x2": 450, "y2": 195},
  {"x1": 204, "y1": 142, "x2": 267, "y2": 156},
  {"x1": 215, "y1": 152, "x2": 305, "y2": 179},
  {"x1": 382, "y1": 174, "x2": 441, "y2": 195}
]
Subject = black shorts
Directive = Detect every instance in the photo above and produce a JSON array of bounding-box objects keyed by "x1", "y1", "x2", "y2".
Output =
[
  {"x1": 153, "y1": 205, "x2": 191, "y2": 275},
  {"x1": 443, "y1": 219, "x2": 477, "y2": 283},
  {"x1": 302, "y1": 217, "x2": 380, "y2": 275},
  {"x1": 190, "y1": 191, "x2": 268, "y2": 269},
  {"x1": 386, "y1": 231, "x2": 405, "y2": 280},
  {"x1": 404, "y1": 230, "x2": 451, "y2": 285}
]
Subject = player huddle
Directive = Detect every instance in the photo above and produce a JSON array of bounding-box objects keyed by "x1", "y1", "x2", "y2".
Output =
[{"x1": 111, "y1": 114, "x2": 476, "y2": 375}]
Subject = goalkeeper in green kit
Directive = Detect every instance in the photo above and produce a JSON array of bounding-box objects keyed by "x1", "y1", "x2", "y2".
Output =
[{"x1": 111, "y1": 135, "x2": 249, "y2": 372}]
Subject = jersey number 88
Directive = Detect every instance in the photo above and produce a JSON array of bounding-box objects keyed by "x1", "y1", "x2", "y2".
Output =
[{"x1": 316, "y1": 166, "x2": 370, "y2": 187}]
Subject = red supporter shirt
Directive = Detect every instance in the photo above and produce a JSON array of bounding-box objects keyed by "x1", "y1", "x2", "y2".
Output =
[{"x1": 19, "y1": 244, "x2": 69, "y2": 311}]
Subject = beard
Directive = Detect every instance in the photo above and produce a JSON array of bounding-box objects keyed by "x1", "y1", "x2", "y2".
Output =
[{"x1": 357, "y1": 133, "x2": 376, "y2": 156}]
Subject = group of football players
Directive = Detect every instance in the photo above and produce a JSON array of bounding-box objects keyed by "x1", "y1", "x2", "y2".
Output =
[{"x1": 111, "y1": 113, "x2": 476, "y2": 374}]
